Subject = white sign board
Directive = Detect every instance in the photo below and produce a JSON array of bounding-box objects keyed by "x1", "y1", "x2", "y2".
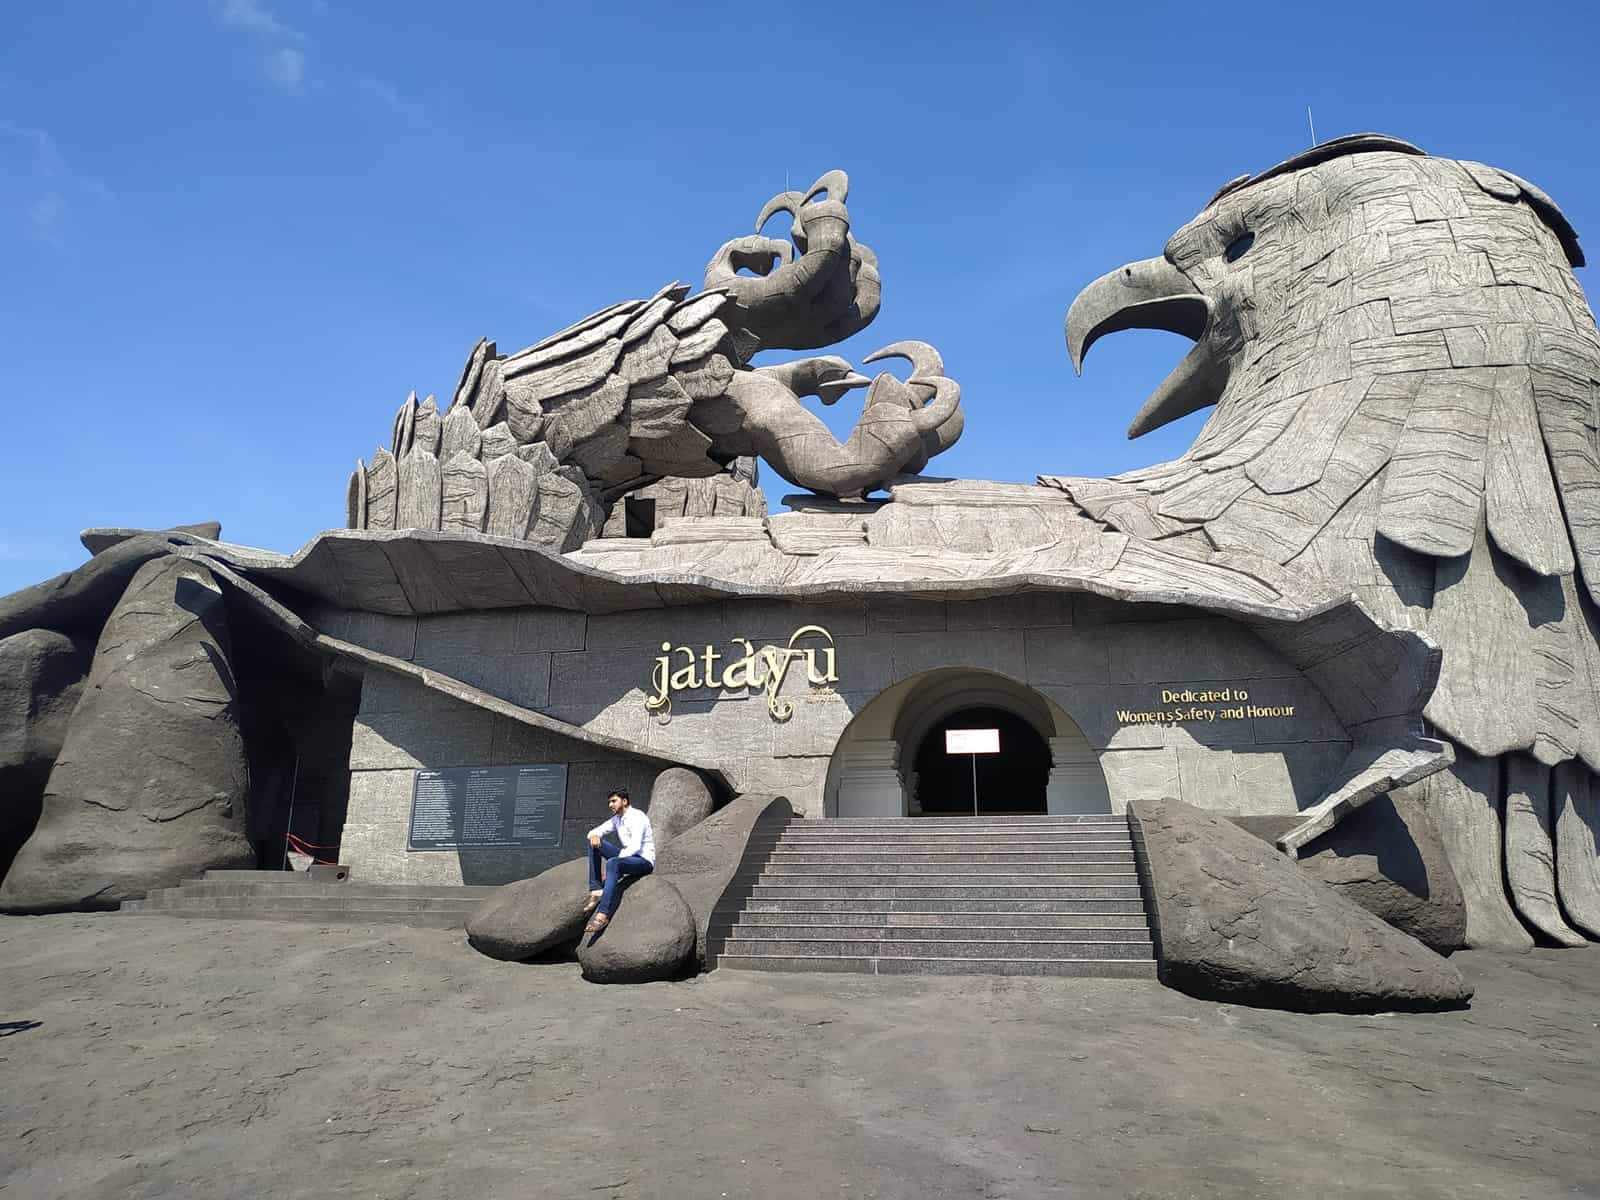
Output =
[{"x1": 945, "y1": 728, "x2": 1000, "y2": 755}]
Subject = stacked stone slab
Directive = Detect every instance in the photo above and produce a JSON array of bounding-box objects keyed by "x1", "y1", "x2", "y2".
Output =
[
  {"x1": 1056, "y1": 133, "x2": 1600, "y2": 951},
  {"x1": 715, "y1": 816, "x2": 1156, "y2": 977},
  {"x1": 120, "y1": 871, "x2": 496, "y2": 928},
  {"x1": 597, "y1": 462, "x2": 766, "y2": 537},
  {"x1": 350, "y1": 386, "x2": 607, "y2": 552}
]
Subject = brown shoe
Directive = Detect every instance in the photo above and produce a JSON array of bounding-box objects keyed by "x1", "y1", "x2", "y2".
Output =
[
  {"x1": 582, "y1": 891, "x2": 602, "y2": 915},
  {"x1": 584, "y1": 913, "x2": 609, "y2": 934}
]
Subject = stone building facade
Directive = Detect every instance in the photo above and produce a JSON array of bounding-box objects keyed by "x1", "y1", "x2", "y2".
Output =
[{"x1": 316, "y1": 575, "x2": 1383, "y2": 885}]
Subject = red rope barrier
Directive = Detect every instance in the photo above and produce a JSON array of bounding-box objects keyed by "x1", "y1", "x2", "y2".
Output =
[{"x1": 286, "y1": 833, "x2": 338, "y2": 864}]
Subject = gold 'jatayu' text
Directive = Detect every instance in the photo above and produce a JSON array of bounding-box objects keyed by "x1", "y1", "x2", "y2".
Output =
[{"x1": 645, "y1": 625, "x2": 838, "y2": 720}]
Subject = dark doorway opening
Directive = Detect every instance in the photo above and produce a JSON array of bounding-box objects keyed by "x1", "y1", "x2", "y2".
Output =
[
  {"x1": 912, "y1": 706, "x2": 1049, "y2": 816},
  {"x1": 624, "y1": 496, "x2": 657, "y2": 538},
  {"x1": 225, "y1": 593, "x2": 361, "y2": 870}
]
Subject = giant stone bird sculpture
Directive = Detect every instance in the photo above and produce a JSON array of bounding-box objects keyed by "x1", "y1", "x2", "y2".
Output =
[
  {"x1": 346, "y1": 171, "x2": 963, "y2": 549},
  {"x1": 1054, "y1": 134, "x2": 1600, "y2": 951}
]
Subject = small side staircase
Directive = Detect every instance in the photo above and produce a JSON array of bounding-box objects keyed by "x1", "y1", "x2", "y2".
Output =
[
  {"x1": 119, "y1": 871, "x2": 494, "y2": 929},
  {"x1": 714, "y1": 815, "x2": 1157, "y2": 977}
]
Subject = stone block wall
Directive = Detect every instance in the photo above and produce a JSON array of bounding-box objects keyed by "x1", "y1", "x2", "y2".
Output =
[
  {"x1": 327, "y1": 591, "x2": 1357, "y2": 860},
  {"x1": 341, "y1": 661, "x2": 658, "y2": 885}
]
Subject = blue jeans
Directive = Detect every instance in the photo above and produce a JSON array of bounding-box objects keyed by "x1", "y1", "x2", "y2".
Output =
[{"x1": 588, "y1": 841, "x2": 653, "y2": 917}]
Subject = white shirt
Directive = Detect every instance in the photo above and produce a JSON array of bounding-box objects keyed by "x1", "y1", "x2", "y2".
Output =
[{"x1": 588, "y1": 806, "x2": 656, "y2": 864}]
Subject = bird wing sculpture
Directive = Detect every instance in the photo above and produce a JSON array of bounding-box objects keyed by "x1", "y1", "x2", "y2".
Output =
[
  {"x1": 347, "y1": 171, "x2": 963, "y2": 550},
  {"x1": 1055, "y1": 133, "x2": 1600, "y2": 951}
]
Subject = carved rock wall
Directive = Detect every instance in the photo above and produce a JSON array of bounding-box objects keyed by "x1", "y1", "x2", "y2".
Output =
[{"x1": 0, "y1": 557, "x2": 254, "y2": 912}]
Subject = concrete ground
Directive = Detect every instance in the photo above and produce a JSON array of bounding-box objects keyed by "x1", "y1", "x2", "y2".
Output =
[{"x1": 1, "y1": 915, "x2": 1597, "y2": 1200}]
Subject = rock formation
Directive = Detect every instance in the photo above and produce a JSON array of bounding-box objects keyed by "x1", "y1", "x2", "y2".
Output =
[
  {"x1": 1235, "y1": 796, "x2": 1467, "y2": 953},
  {"x1": 466, "y1": 793, "x2": 791, "y2": 973},
  {"x1": 0, "y1": 556, "x2": 254, "y2": 912},
  {"x1": 575, "y1": 875, "x2": 697, "y2": 984},
  {"x1": 464, "y1": 857, "x2": 591, "y2": 962},
  {"x1": 645, "y1": 767, "x2": 716, "y2": 845},
  {"x1": 1132, "y1": 796, "x2": 1472, "y2": 1011},
  {"x1": 652, "y1": 794, "x2": 791, "y2": 970},
  {"x1": 0, "y1": 630, "x2": 92, "y2": 885}
]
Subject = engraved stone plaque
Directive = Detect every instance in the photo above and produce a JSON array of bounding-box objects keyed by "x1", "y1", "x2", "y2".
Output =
[{"x1": 407, "y1": 764, "x2": 568, "y2": 851}]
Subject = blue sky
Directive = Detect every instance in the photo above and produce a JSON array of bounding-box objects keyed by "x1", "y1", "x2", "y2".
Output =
[{"x1": 3, "y1": 0, "x2": 1597, "y2": 593}]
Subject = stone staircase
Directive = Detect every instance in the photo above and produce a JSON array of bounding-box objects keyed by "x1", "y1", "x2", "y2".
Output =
[
  {"x1": 119, "y1": 871, "x2": 494, "y2": 929},
  {"x1": 713, "y1": 815, "x2": 1157, "y2": 977}
]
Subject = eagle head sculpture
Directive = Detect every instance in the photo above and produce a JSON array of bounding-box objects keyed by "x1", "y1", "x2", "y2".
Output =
[{"x1": 1055, "y1": 133, "x2": 1600, "y2": 950}]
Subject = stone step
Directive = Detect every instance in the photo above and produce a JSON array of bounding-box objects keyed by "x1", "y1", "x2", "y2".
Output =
[
  {"x1": 733, "y1": 910, "x2": 1149, "y2": 928},
  {"x1": 800, "y1": 817, "x2": 1126, "y2": 826},
  {"x1": 746, "y1": 844, "x2": 1133, "y2": 859},
  {"x1": 199, "y1": 870, "x2": 498, "y2": 890},
  {"x1": 143, "y1": 881, "x2": 496, "y2": 901},
  {"x1": 118, "y1": 872, "x2": 493, "y2": 929},
  {"x1": 761, "y1": 850, "x2": 1134, "y2": 864},
  {"x1": 743, "y1": 883, "x2": 1143, "y2": 900},
  {"x1": 712, "y1": 813, "x2": 1155, "y2": 979},
  {"x1": 714, "y1": 955, "x2": 1158, "y2": 979},
  {"x1": 745, "y1": 825, "x2": 1126, "y2": 838},
  {"x1": 748, "y1": 834, "x2": 1133, "y2": 847},
  {"x1": 740, "y1": 897, "x2": 1148, "y2": 914},
  {"x1": 194, "y1": 873, "x2": 495, "y2": 890},
  {"x1": 720, "y1": 936, "x2": 1153, "y2": 959},
  {"x1": 780, "y1": 833, "x2": 1133, "y2": 840},
  {"x1": 725, "y1": 923, "x2": 1149, "y2": 941},
  {"x1": 127, "y1": 893, "x2": 482, "y2": 914},
  {"x1": 756, "y1": 864, "x2": 1138, "y2": 879},
  {"x1": 118, "y1": 903, "x2": 467, "y2": 928}
]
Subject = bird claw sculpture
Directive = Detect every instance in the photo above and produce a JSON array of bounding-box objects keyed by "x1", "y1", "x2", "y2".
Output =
[
  {"x1": 347, "y1": 170, "x2": 962, "y2": 547},
  {"x1": 724, "y1": 341, "x2": 962, "y2": 500}
]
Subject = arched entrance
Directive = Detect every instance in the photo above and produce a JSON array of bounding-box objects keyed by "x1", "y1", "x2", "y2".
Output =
[
  {"x1": 825, "y1": 668, "x2": 1111, "y2": 817},
  {"x1": 910, "y1": 705, "x2": 1050, "y2": 815}
]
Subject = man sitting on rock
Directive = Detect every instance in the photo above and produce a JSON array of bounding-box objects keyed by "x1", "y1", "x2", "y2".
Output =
[{"x1": 584, "y1": 788, "x2": 655, "y2": 934}]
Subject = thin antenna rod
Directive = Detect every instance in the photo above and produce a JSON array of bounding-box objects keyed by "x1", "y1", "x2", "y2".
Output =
[{"x1": 1307, "y1": 106, "x2": 1318, "y2": 147}]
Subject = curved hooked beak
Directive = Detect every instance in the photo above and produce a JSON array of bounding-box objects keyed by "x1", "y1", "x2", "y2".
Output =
[
  {"x1": 756, "y1": 190, "x2": 806, "y2": 234},
  {"x1": 816, "y1": 369, "x2": 873, "y2": 406},
  {"x1": 864, "y1": 339, "x2": 943, "y2": 380},
  {"x1": 863, "y1": 340, "x2": 962, "y2": 448},
  {"x1": 1065, "y1": 256, "x2": 1225, "y2": 438}
]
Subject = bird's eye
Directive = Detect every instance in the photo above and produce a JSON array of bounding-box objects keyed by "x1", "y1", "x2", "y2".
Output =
[{"x1": 1223, "y1": 231, "x2": 1255, "y2": 263}]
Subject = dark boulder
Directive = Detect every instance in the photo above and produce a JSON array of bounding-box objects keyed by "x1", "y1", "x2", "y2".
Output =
[
  {"x1": 1297, "y1": 793, "x2": 1467, "y2": 954},
  {"x1": 1133, "y1": 796, "x2": 1472, "y2": 1012},
  {"x1": 0, "y1": 557, "x2": 254, "y2": 912},
  {"x1": 0, "y1": 535, "x2": 181, "y2": 643},
  {"x1": 0, "y1": 630, "x2": 93, "y2": 884},
  {"x1": 576, "y1": 874, "x2": 696, "y2": 984},
  {"x1": 655, "y1": 793, "x2": 790, "y2": 969},
  {"x1": 464, "y1": 793, "x2": 792, "y2": 971},
  {"x1": 465, "y1": 857, "x2": 590, "y2": 961},
  {"x1": 1232, "y1": 796, "x2": 1468, "y2": 954},
  {"x1": 646, "y1": 767, "x2": 716, "y2": 845},
  {"x1": 79, "y1": 522, "x2": 223, "y2": 556}
]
